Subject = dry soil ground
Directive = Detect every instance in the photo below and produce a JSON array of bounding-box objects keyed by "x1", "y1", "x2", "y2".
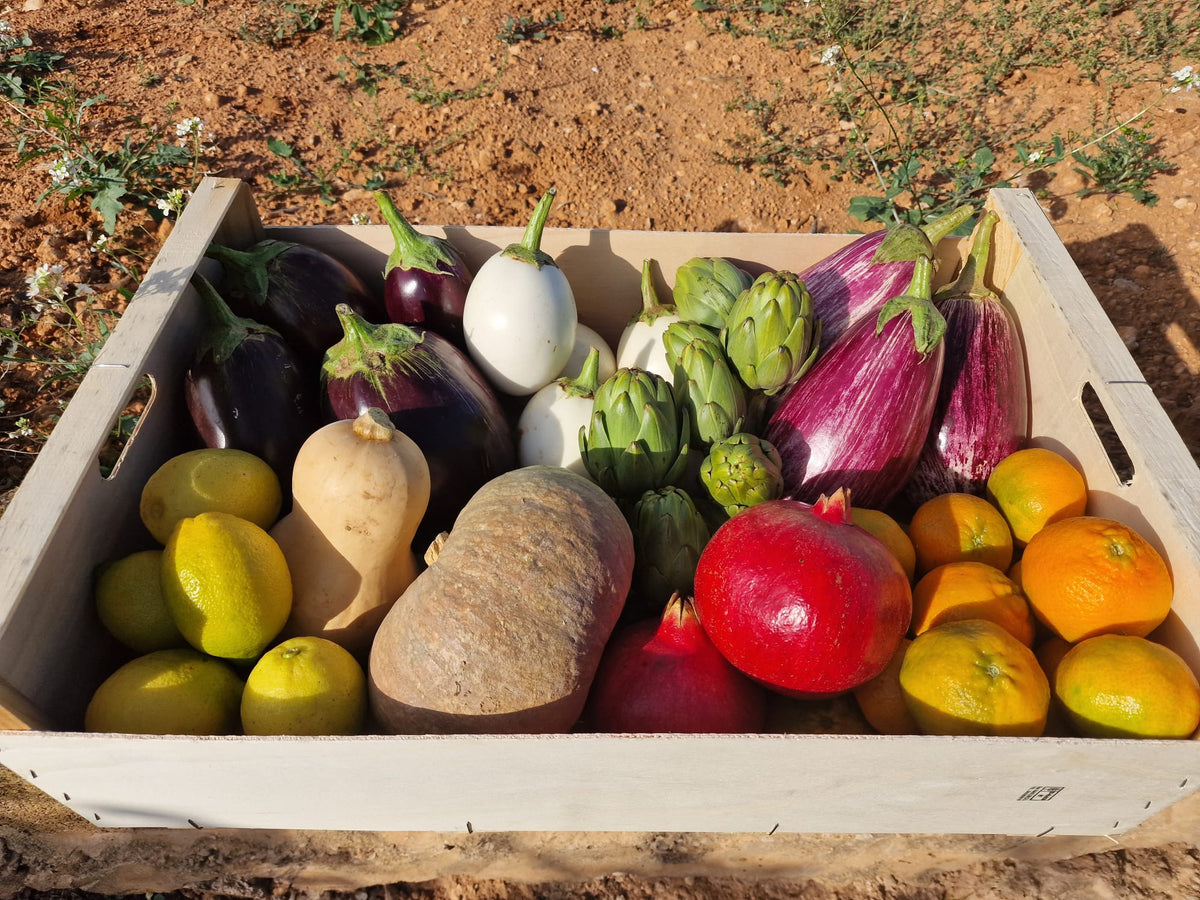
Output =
[{"x1": 3, "y1": 1, "x2": 1200, "y2": 898}]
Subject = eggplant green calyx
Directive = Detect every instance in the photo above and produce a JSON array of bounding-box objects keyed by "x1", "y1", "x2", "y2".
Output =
[
  {"x1": 190, "y1": 272, "x2": 281, "y2": 365},
  {"x1": 501, "y1": 186, "x2": 558, "y2": 269},
  {"x1": 934, "y1": 211, "x2": 1000, "y2": 305},
  {"x1": 375, "y1": 190, "x2": 460, "y2": 277},
  {"x1": 323, "y1": 302, "x2": 430, "y2": 400},
  {"x1": 204, "y1": 240, "x2": 296, "y2": 306},
  {"x1": 875, "y1": 256, "x2": 945, "y2": 358},
  {"x1": 871, "y1": 224, "x2": 934, "y2": 266},
  {"x1": 558, "y1": 346, "x2": 602, "y2": 399},
  {"x1": 633, "y1": 258, "x2": 676, "y2": 324}
]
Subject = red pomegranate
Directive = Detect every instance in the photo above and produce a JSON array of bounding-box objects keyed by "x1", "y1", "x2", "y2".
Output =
[
  {"x1": 582, "y1": 593, "x2": 768, "y2": 733},
  {"x1": 692, "y1": 490, "x2": 912, "y2": 698}
]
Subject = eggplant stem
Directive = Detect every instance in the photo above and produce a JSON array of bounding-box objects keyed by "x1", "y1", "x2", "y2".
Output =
[
  {"x1": 875, "y1": 256, "x2": 946, "y2": 357},
  {"x1": 502, "y1": 187, "x2": 558, "y2": 269},
  {"x1": 204, "y1": 240, "x2": 295, "y2": 305},
  {"x1": 189, "y1": 272, "x2": 279, "y2": 365},
  {"x1": 375, "y1": 190, "x2": 459, "y2": 277},
  {"x1": 560, "y1": 346, "x2": 601, "y2": 398},
  {"x1": 935, "y1": 211, "x2": 1000, "y2": 304},
  {"x1": 920, "y1": 204, "x2": 976, "y2": 247}
]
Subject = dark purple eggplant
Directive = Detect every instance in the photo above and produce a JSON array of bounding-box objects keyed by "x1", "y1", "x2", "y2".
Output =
[
  {"x1": 802, "y1": 205, "x2": 973, "y2": 352},
  {"x1": 204, "y1": 239, "x2": 386, "y2": 368},
  {"x1": 765, "y1": 256, "x2": 945, "y2": 510},
  {"x1": 375, "y1": 191, "x2": 472, "y2": 349},
  {"x1": 184, "y1": 272, "x2": 321, "y2": 494},
  {"x1": 322, "y1": 303, "x2": 515, "y2": 550},
  {"x1": 903, "y1": 211, "x2": 1029, "y2": 506}
]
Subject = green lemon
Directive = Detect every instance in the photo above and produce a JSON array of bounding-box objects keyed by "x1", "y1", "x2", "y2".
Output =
[
  {"x1": 140, "y1": 447, "x2": 282, "y2": 545},
  {"x1": 162, "y1": 511, "x2": 292, "y2": 661},
  {"x1": 94, "y1": 549, "x2": 188, "y2": 653},
  {"x1": 241, "y1": 637, "x2": 367, "y2": 736},
  {"x1": 84, "y1": 648, "x2": 244, "y2": 735}
]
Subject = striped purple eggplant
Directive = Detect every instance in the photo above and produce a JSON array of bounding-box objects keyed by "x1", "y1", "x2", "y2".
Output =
[
  {"x1": 903, "y1": 212, "x2": 1029, "y2": 506},
  {"x1": 765, "y1": 256, "x2": 945, "y2": 510},
  {"x1": 802, "y1": 205, "x2": 973, "y2": 352}
]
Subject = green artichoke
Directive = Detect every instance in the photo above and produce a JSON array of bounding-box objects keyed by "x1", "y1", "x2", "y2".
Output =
[
  {"x1": 630, "y1": 486, "x2": 711, "y2": 612},
  {"x1": 580, "y1": 367, "x2": 690, "y2": 499},
  {"x1": 672, "y1": 257, "x2": 754, "y2": 330},
  {"x1": 700, "y1": 432, "x2": 785, "y2": 517},
  {"x1": 663, "y1": 321, "x2": 746, "y2": 447},
  {"x1": 723, "y1": 270, "x2": 821, "y2": 396}
]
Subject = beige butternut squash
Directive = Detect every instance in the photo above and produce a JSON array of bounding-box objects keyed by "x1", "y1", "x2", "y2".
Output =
[
  {"x1": 369, "y1": 465, "x2": 634, "y2": 734},
  {"x1": 271, "y1": 408, "x2": 430, "y2": 659}
]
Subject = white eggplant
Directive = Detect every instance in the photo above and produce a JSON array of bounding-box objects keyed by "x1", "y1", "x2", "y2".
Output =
[
  {"x1": 560, "y1": 323, "x2": 616, "y2": 382},
  {"x1": 463, "y1": 187, "x2": 578, "y2": 395},
  {"x1": 614, "y1": 259, "x2": 678, "y2": 381},
  {"x1": 517, "y1": 347, "x2": 602, "y2": 475}
]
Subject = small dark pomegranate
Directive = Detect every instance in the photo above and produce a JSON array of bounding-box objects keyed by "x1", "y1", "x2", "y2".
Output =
[
  {"x1": 693, "y1": 489, "x2": 912, "y2": 698},
  {"x1": 582, "y1": 593, "x2": 768, "y2": 733}
]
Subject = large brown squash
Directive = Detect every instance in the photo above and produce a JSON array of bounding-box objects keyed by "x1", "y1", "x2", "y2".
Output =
[{"x1": 368, "y1": 466, "x2": 634, "y2": 734}]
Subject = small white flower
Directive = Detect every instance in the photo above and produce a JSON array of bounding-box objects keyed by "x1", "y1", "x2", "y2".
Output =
[
  {"x1": 821, "y1": 45, "x2": 843, "y2": 68},
  {"x1": 8, "y1": 417, "x2": 36, "y2": 440},
  {"x1": 0, "y1": 21, "x2": 18, "y2": 55},
  {"x1": 155, "y1": 188, "x2": 189, "y2": 217},
  {"x1": 26, "y1": 264, "x2": 66, "y2": 301},
  {"x1": 91, "y1": 233, "x2": 110, "y2": 253},
  {"x1": 175, "y1": 117, "x2": 209, "y2": 147},
  {"x1": 48, "y1": 155, "x2": 84, "y2": 187},
  {"x1": 74, "y1": 283, "x2": 97, "y2": 298},
  {"x1": 175, "y1": 116, "x2": 205, "y2": 138},
  {"x1": 1027, "y1": 150, "x2": 1043, "y2": 164},
  {"x1": 1170, "y1": 65, "x2": 1198, "y2": 92},
  {"x1": 350, "y1": 212, "x2": 371, "y2": 226}
]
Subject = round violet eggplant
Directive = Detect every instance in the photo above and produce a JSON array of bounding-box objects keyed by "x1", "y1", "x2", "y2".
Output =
[
  {"x1": 375, "y1": 191, "x2": 472, "y2": 349},
  {"x1": 765, "y1": 256, "x2": 945, "y2": 511},
  {"x1": 322, "y1": 304, "x2": 516, "y2": 551},
  {"x1": 204, "y1": 239, "x2": 386, "y2": 369},
  {"x1": 184, "y1": 273, "x2": 322, "y2": 495},
  {"x1": 904, "y1": 212, "x2": 1029, "y2": 506}
]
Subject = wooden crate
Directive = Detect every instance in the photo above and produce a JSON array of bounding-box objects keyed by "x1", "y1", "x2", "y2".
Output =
[{"x1": 1, "y1": 177, "x2": 1198, "y2": 835}]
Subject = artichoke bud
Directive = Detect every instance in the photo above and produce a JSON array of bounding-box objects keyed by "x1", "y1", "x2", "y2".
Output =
[
  {"x1": 700, "y1": 431, "x2": 785, "y2": 517},
  {"x1": 579, "y1": 367, "x2": 691, "y2": 499},
  {"x1": 663, "y1": 321, "x2": 746, "y2": 447},
  {"x1": 630, "y1": 485, "x2": 711, "y2": 609},
  {"x1": 723, "y1": 270, "x2": 821, "y2": 395},
  {"x1": 672, "y1": 257, "x2": 754, "y2": 330}
]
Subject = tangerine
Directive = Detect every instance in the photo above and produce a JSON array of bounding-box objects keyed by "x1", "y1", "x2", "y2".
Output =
[
  {"x1": 851, "y1": 507, "x2": 917, "y2": 583},
  {"x1": 911, "y1": 561, "x2": 1035, "y2": 646},
  {"x1": 1055, "y1": 634, "x2": 1200, "y2": 739},
  {"x1": 907, "y1": 492, "x2": 1014, "y2": 575},
  {"x1": 899, "y1": 618, "x2": 1049, "y2": 737},
  {"x1": 1020, "y1": 515, "x2": 1172, "y2": 642},
  {"x1": 985, "y1": 447, "x2": 1087, "y2": 547},
  {"x1": 852, "y1": 637, "x2": 919, "y2": 734}
]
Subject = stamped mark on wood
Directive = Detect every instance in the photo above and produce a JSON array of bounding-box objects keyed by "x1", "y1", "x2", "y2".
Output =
[{"x1": 1018, "y1": 786, "x2": 1065, "y2": 801}]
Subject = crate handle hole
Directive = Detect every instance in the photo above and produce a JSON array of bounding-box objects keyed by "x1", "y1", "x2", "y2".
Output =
[
  {"x1": 98, "y1": 374, "x2": 156, "y2": 480},
  {"x1": 1080, "y1": 382, "x2": 1135, "y2": 486}
]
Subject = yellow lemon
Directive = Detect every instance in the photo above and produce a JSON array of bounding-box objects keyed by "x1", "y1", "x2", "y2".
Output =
[
  {"x1": 899, "y1": 618, "x2": 1049, "y2": 737},
  {"x1": 162, "y1": 511, "x2": 292, "y2": 661},
  {"x1": 94, "y1": 549, "x2": 187, "y2": 653},
  {"x1": 84, "y1": 648, "x2": 244, "y2": 735},
  {"x1": 241, "y1": 637, "x2": 368, "y2": 736},
  {"x1": 140, "y1": 448, "x2": 282, "y2": 545},
  {"x1": 1055, "y1": 634, "x2": 1200, "y2": 739}
]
